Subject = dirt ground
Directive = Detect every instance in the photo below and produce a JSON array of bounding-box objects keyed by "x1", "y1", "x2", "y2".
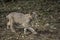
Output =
[{"x1": 0, "y1": 0, "x2": 60, "y2": 40}]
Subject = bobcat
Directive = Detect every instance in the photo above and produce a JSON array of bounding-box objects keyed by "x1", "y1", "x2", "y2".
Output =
[{"x1": 6, "y1": 12, "x2": 37, "y2": 34}]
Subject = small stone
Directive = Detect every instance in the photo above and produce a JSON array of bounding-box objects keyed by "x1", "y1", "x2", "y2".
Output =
[
  {"x1": 44, "y1": 23, "x2": 49, "y2": 26},
  {"x1": 22, "y1": 36, "x2": 24, "y2": 38},
  {"x1": 16, "y1": 37, "x2": 19, "y2": 39},
  {"x1": 18, "y1": 7, "x2": 21, "y2": 9}
]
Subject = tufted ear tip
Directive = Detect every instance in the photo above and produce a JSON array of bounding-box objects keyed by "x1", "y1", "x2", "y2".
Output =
[
  {"x1": 32, "y1": 12, "x2": 36, "y2": 14},
  {"x1": 32, "y1": 11, "x2": 37, "y2": 13}
]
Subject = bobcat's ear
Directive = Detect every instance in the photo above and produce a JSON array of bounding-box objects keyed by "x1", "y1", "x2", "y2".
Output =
[
  {"x1": 29, "y1": 14, "x2": 32, "y2": 19},
  {"x1": 25, "y1": 14, "x2": 32, "y2": 19},
  {"x1": 32, "y1": 12, "x2": 38, "y2": 19}
]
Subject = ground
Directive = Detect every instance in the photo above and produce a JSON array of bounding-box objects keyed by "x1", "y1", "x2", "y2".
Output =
[{"x1": 0, "y1": 0, "x2": 60, "y2": 40}]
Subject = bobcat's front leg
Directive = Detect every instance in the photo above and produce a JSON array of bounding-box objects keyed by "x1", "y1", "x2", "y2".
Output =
[
  {"x1": 7, "y1": 21, "x2": 11, "y2": 29},
  {"x1": 27, "y1": 27, "x2": 37, "y2": 34},
  {"x1": 10, "y1": 18, "x2": 15, "y2": 32}
]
